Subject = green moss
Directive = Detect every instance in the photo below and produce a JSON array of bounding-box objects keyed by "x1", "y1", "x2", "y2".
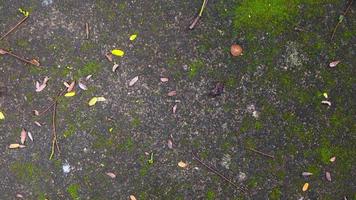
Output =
[
  {"x1": 240, "y1": 116, "x2": 262, "y2": 133},
  {"x1": 16, "y1": 38, "x2": 30, "y2": 48},
  {"x1": 74, "y1": 61, "x2": 101, "y2": 79},
  {"x1": 206, "y1": 189, "x2": 216, "y2": 200},
  {"x1": 63, "y1": 123, "x2": 76, "y2": 138},
  {"x1": 67, "y1": 183, "x2": 80, "y2": 200},
  {"x1": 80, "y1": 41, "x2": 95, "y2": 52},
  {"x1": 117, "y1": 137, "x2": 134, "y2": 152},
  {"x1": 188, "y1": 60, "x2": 204, "y2": 79},
  {"x1": 10, "y1": 162, "x2": 42, "y2": 183},
  {"x1": 269, "y1": 187, "x2": 282, "y2": 200},
  {"x1": 131, "y1": 116, "x2": 141, "y2": 128},
  {"x1": 93, "y1": 134, "x2": 114, "y2": 149}
]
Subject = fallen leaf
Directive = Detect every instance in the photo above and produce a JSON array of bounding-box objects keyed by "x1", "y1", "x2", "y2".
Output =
[
  {"x1": 106, "y1": 172, "x2": 116, "y2": 178},
  {"x1": 67, "y1": 81, "x2": 75, "y2": 92},
  {"x1": 105, "y1": 52, "x2": 113, "y2": 62},
  {"x1": 178, "y1": 161, "x2": 188, "y2": 168},
  {"x1": 64, "y1": 91, "x2": 76, "y2": 97},
  {"x1": 302, "y1": 172, "x2": 313, "y2": 177},
  {"x1": 329, "y1": 60, "x2": 340, "y2": 67},
  {"x1": 112, "y1": 63, "x2": 119, "y2": 72},
  {"x1": 172, "y1": 104, "x2": 177, "y2": 114},
  {"x1": 63, "y1": 82, "x2": 70, "y2": 88},
  {"x1": 33, "y1": 110, "x2": 40, "y2": 116},
  {"x1": 302, "y1": 183, "x2": 309, "y2": 192},
  {"x1": 15, "y1": 194, "x2": 24, "y2": 198},
  {"x1": 130, "y1": 195, "x2": 137, "y2": 200},
  {"x1": 160, "y1": 77, "x2": 169, "y2": 82},
  {"x1": 18, "y1": 8, "x2": 29, "y2": 17},
  {"x1": 86, "y1": 74, "x2": 92, "y2": 80},
  {"x1": 129, "y1": 34, "x2": 137, "y2": 41},
  {"x1": 96, "y1": 96, "x2": 106, "y2": 102},
  {"x1": 325, "y1": 172, "x2": 332, "y2": 181},
  {"x1": 78, "y1": 81, "x2": 88, "y2": 90},
  {"x1": 111, "y1": 49, "x2": 125, "y2": 57},
  {"x1": 35, "y1": 76, "x2": 49, "y2": 92},
  {"x1": 88, "y1": 97, "x2": 98, "y2": 106},
  {"x1": 329, "y1": 156, "x2": 336, "y2": 162},
  {"x1": 321, "y1": 100, "x2": 331, "y2": 106},
  {"x1": 28, "y1": 132, "x2": 33, "y2": 141},
  {"x1": 167, "y1": 91, "x2": 177, "y2": 96},
  {"x1": 0, "y1": 48, "x2": 7, "y2": 55},
  {"x1": 129, "y1": 76, "x2": 139, "y2": 86},
  {"x1": 20, "y1": 128, "x2": 27, "y2": 144},
  {"x1": 9, "y1": 144, "x2": 26, "y2": 149},
  {"x1": 167, "y1": 139, "x2": 173, "y2": 149},
  {"x1": 323, "y1": 92, "x2": 328, "y2": 99},
  {"x1": 29, "y1": 59, "x2": 40, "y2": 67},
  {"x1": 34, "y1": 121, "x2": 42, "y2": 127},
  {"x1": 0, "y1": 111, "x2": 5, "y2": 120}
]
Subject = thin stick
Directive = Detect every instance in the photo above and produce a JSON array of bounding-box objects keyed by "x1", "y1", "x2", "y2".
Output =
[
  {"x1": 189, "y1": 0, "x2": 208, "y2": 30},
  {"x1": 192, "y1": 152, "x2": 247, "y2": 193},
  {"x1": 0, "y1": 16, "x2": 29, "y2": 41},
  {"x1": 246, "y1": 147, "x2": 274, "y2": 159},
  {"x1": 49, "y1": 98, "x2": 60, "y2": 159},
  {"x1": 331, "y1": 0, "x2": 353, "y2": 41},
  {"x1": 36, "y1": 88, "x2": 67, "y2": 117},
  {"x1": 0, "y1": 48, "x2": 40, "y2": 67},
  {"x1": 85, "y1": 23, "x2": 89, "y2": 39}
]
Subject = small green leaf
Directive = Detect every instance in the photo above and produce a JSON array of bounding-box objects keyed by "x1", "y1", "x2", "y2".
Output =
[
  {"x1": 338, "y1": 15, "x2": 344, "y2": 23},
  {"x1": 18, "y1": 8, "x2": 29, "y2": 17},
  {"x1": 111, "y1": 49, "x2": 125, "y2": 57}
]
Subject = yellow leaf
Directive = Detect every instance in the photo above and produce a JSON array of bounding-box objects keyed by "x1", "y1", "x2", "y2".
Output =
[
  {"x1": 9, "y1": 144, "x2": 20, "y2": 149},
  {"x1": 129, "y1": 34, "x2": 137, "y2": 41},
  {"x1": 64, "y1": 91, "x2": 76, "y2": 97},
  {"x1": 88, "y1": 97, "x2": 98, "y2": 106},
  {"x1": 111, "y1": 49, "x2": 125, "y2": 57},
  {"x1": 0, "y1": 111, "x2": 5, "y2": 120},
  {"x1": 302, "y1": 183, "x2": 309, "y2": 192},
  {"x1": 178, "y1": 161, "x2": 188, "y2": 168},
  {"x1": 96, "y1": 96, "x2": 106, "y2": 102},
  {"x1": 109, "y1": 128, "x2": 113, "y2": 132},
  {"x1": 18, "y1": 8, "x2": 29, "y2": 17}
]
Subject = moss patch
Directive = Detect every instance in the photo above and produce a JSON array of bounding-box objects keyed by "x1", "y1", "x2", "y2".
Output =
[{"x1": 67, "y1": 183, "x2": 80, "y2": 200}]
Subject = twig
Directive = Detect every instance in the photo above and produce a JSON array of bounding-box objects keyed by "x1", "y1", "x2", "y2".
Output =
[
  {"x1": 85, "y1": 23, "x2": 89, "y2": 39},
  {"x1": 189, "y1": 0, "x2": 208, "y2": 30},
  {"x1": 36, "y1": 88, "x2": 67, "y2": 117},
  {"x1": 0, "y1": 48, "x2": 40, "y2": 67},
  {"x1": 0, "y1": 16, "x2": 29, "y2": 41},
  {"x1": 330, "y1": 0, "x2": 353, "y2": 41},
  {"x1": 192, "y1": 152, "x2": 247, "y2": 193},
  {"x1": 49, "y1": 96, "x2": 61, "y2": 160},
  {"x1": 246, "y1": 147, "x2": 274, "y2": 159}
]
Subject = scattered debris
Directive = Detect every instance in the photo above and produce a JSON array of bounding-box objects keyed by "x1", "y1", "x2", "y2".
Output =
[
  {"x1": 78, "y1": 81, "x2": 88, "y2": 90},
  {"x1": 129, "y1": 195, "x2": 137, "y2": 200},
  {"x1": 0, "y1": 48, "x2": 40, "y2": 67},
  {"x1": 129, "y1": 34, "x2": 137, "y2": 41},
  {"x1": 0, "y1": 9, "x2": 29, "y2": 41},
  {"x1": 323, "y1": 92, "x2": 328, "y2": 98},
  {"x1": 321, "y1": 100, "x2": 331, "y2": 106},
  {"x1": 325, "y1": 172, "x2": 332, "y2": 181},
  {"x1": 330, "y1": 0, "x2": 353, "y2": 40},
  {"x1": 88, "y1": 96, "x2": 106, "y2": 106},
  {"x1": 172, "y1": 104, "x2": 177, "y2": 114},
  {"x1": 302, "y1": 172, "x2": 313, "y2": 177},
  {"x1": 209, "y1": 82, "x2": 224, "y2": 97},
  {"x1": 329, "y1": 60, "x2": 340, "y2": 68},
  {"x1": 28, "y1": 132, "x2": 33, "y2": 141},
  {"x1": 167, "y1": 139, "x2": 173, "y2": 149},
  {"x1": 167, "y1": 91, "x2": 177, "y2": 97},
  {"x1": 111, "y1": 49, "x2": 125, "y2": 57},
  {"x1": 330, "y1": 156, "x2": 336, "y2": 162},
  {"x1": 85, "y1": 22, "x2": 89, "y2": 39},
  {"x1": 15, "y1": 194, "x2": 24, "y2": 199},
  {"x1": 105, "y1": 52, "x2": 113, "y2": 62},
  {"x1": 0, "y1": 111, "x2": 5, "y2": 120},
  {"x1": 35, "y1": 76, "x2": 50, "y2": 92},
  {"x1": 148, "y1": 153, "x2": 154, "y2": 164},
  {"x1": 9, "y1": 144, "x2": 26, "y2": 149},
  {"x1": 62, "y1": 163, "x2": 71, "y2": 174},
  {"x1": 160, "y1": 77, "x2": 169, "y2": 82},
  {"x1": 246, "y1": 147, "x2": 274, "y2": 159},
  {"x1": 129, "y1": 76, "x2": 139, "y2": 86},
  {"x1": 178, "y1": 161, "x2": 188, "y2": 168},
  {"x1": 64, "y1": 91, "x2": 76, "y2": 97},
  {"x1": 20, "y1": 128, "x2": 27, "y2": 144},
  {"x1": 112, "y1": 63, "x2": 119, "y2": 72}
]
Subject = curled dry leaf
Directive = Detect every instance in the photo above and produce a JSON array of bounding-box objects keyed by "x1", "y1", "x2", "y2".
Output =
[
  {"x1": 329, "y1": 60, "x2": 340, "y2": 67},
  {"x1": 321, "y1": 100, "x2": 331, "y2": 106},
  {"x1": 302, "y1": 183, "x2": 309, "y2": 192},
  {"x1": 20, "y1": 128, "x2": 27, "y2": 144},
  {"x1": 106, "y1": 172, "x2": 116, "y2": 178},
  {"x1": 178, "y1": 161, "x2": 188, "y2": 168},
  {"x1": 167, "y1": 139, "x2": 173, "y2": 149},
  {"x1": 29, "y1": 59, "x2": 40, "y2": 67},
  {"x1": 129, "y1": 76, "x2": 139, "y2": 86},
  {"x1": 160, "y1": 77, "x2": 169, "y2": 82},
  {"x1": 35, "y1": 76, "x2": 49, "y2": 92},
  {"x1": 329, "y1": 156, "x2": 336, "y2": 162},
  {"x1": 325, "y1": 172, "x2": 332, "y2": 181},
  {"x1": 105, "y1": 52, "x2": 113, "y2": 62},
  {"x1": 33, "y1": 110, "x2": 40, "y2": 116},
  {"x1": 0, "y1": 48, "x2": 7, "y2": 55},
  {"x1": 130, "y1": 195, "x2": 137, "y2": 200},
  {"x1": 67, "y1": 81, "x2": 75, "y2": 92},
  {"x1": 172, "y1": 104, "x2": 177, "y2": 114},
  {"x1": 167, "y1": 91, "x2": 177, "y2": 97},
  {"x1": 112, "y1": 63, "x2": 119, "y2": 72},
  {"x1": 78, "y1": 81, "x2": 88, "y2": 90},
  {"x1": 302, "y1": 172, "x2": 313, "y2": 177},
  {"x1": 9, "y1": 144, "x2": 25, "y2": 149},
  {"x1": 28, "y1": 132, "x2": 33, "y2": 141}
]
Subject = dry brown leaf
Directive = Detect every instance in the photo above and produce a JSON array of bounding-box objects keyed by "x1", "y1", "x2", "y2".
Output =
[
  {"x1": 15, "y1": 194, "x2": 24, "y2": 198},
  {"x1": 329, "y1": 60, "x2": 340, "y2": 67},
  {"x1": 160, "y1": 77, "x2": 169, "y2": 82},
  {"x1": 167, "y1": 91, "x2": 177, "y2": 97},
  {"x1": 325, "y1": 172, "x2": 331, "y2": 181},
  {"x1": 302, "y1": 183, "x2": 309, "y2": 192},
  {"x1": 105, "y1": 52, "x2": 113, "y2": 62},
  {"x1": 33, "y1": 110, "x2": 40, "y2": 116},
  {"x1": 178, "y1": 161, "x2": 188, "y2": 168},
  {"x1": 112, "y1": 63, "x2": 119, "y2": 72},
  {"x1": 20, "y1": 128, "x2": 27, "y2": 144},
  {"x1": 63, "y1": 82, "x2": 70, "y2": 88},
  {"x1": 167, "y1": 139, "x2": 173, "y2": 149},
  {"x1": 0, "y1": 48, "x2": 7, "y2": 55},
  {"x1": 30, "y1": 59, "x2": 40, "y2": 67},
  {"x1": 329, "y1": 156, "x2": 336, "y2": 162},
  {"x1": 129, "y1": 195, "x2": 137, "y2": 200},
  {"x1": 106, "y1": 172, "x2": 116, "y2": 178},
  {"x1": 302, "y1": 172, "x2": 313, "y2": 177},
  {"x1": 67, "y1": 81, "x2": 75, "y2": 92},
  {"x1": 129, "y1": 76, "x2": 139, "y2": 86},
  {"x1": 36, "y1": 77, "x2": 49, "y2": 92}
]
